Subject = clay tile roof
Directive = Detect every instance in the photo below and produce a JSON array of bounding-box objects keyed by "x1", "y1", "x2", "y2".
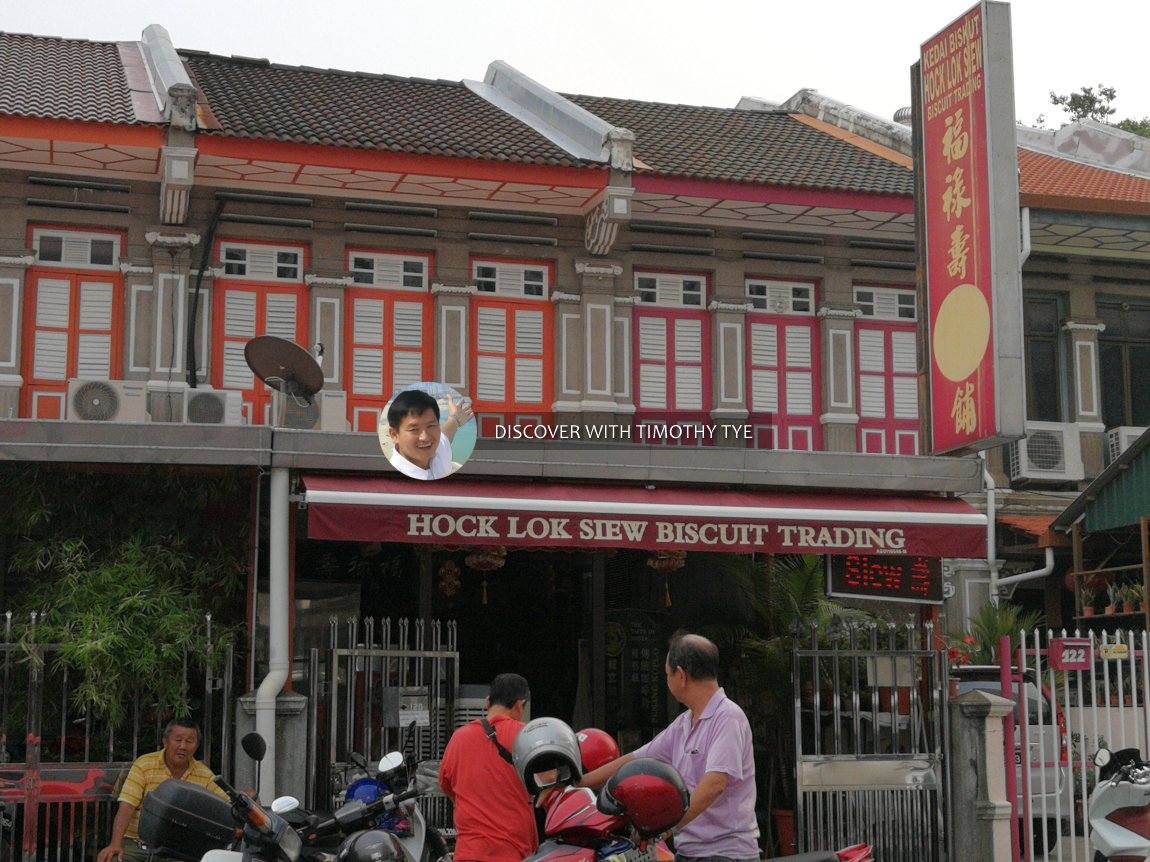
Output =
[
  {"x1": 0, "y1": 32, "x2": 140, "y2": 124},
  {"x1": 1020, "y1": 148, "x2": 1150, "y2": 213},
  {"x1": 179, "y1": 52, "x2": 590, "y2": 168},
  {"x1": 566, "y1": 94, "x2": 914, "y2": 195}
]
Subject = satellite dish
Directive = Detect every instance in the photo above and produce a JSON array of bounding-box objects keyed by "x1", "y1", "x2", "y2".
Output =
[{"x1": 243, "y1": 336, "x2": 324, "y2": 426}]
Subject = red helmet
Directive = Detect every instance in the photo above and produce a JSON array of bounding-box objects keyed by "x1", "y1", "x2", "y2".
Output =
[
  {"x1": 576, "y1": 728, "x2": 620, "y2": 773},
  {"x1": 597, "y1": 758, "x2": 689, "y2": 836}
]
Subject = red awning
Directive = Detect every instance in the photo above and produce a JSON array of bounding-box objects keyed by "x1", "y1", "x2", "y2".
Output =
[{"x1": 302, "y1": 476, "x2": 987, "y2": 558}]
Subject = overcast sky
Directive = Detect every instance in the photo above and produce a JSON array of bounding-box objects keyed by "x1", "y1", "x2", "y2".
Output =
[{"x1": 6, "y1": 0, "x2": 1148, "y2": 130}]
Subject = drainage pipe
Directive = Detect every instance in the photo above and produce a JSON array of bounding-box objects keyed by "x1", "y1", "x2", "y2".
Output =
[{"x1": 255, "y1": 465, "x2": 290, "y2": 801}]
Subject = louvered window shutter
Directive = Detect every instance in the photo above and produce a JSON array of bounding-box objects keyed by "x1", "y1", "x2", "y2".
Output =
[
  {"x1": 476, "y1": 306, "x2": 507, "y2": 402},
  {"x1": 264, "y1": 293, "x2": 298, "y2": 340},
  {"x1": 32, "y1": 279, "x2": 71, "y2": 380},
  {"x1": 222, "y1": 291, "x2": 257, "y2": 389},
  {"x1": 76, "y1": 281, "x2": 114, "y2": 379},
  {"x1": 784, "y1": 325, "x2": 813, "y2": 415},
  {"x1": 352, "y1": 298, "x2": 385, "y2": 395},
  {"x1": 673, "y1": 318, "x2": 703, "y2": 410},
  {"x1": 514, "y1": 309, "x2": 544, "y2": 404},
  {"x1": 637, "y1": 316, "x2": 668, "y2": 409},
  {"x1": 858, "y1": 329, "x2": 887, "y2": 418},
  {"x1": 391, "y1": 301, "x2": 425, "y2": 390},
  {"x1": 890, "y1": 331, "x2": 918, "y2": 419},
  {"x1": 749, "y1": 321, "x2": 779, "y2": 413}
]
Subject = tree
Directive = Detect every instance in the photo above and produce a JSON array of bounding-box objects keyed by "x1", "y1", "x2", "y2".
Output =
[
  {"x1": 1048, "y1": 84, "x2": 1150, "y2": 138},
  {"x1": 1, "y1": 464, "x2": 248, "y2": 727}
]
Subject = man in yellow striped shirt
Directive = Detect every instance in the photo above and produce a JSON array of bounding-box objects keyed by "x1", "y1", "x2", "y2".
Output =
[{"x1": 97, "y1": 719, "x2": 227, "y2": 862}]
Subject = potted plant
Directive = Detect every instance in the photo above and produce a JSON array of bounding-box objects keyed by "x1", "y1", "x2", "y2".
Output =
[
  {"x1": 1080, "y1": 585, "x2": 1098, "y2": 617},
  {"x1": 1131, "y1": 582, "x2": 1146, "y2": 614},
  {"x1": 1122, "y1": 583, "x2": 1138, "y2": 615},
  {"x1": 1106, "y1": 582, "x2": 1122, "y2": 615}
]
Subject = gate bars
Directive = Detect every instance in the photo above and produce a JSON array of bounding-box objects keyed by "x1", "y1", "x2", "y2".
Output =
[
  {"x1": 1010, "y1": 628, "x2": 1150, "y2": 862},
  {"x1": 0, "y1": 612, "x2": 234, "y2": 862},
  {"x1": 792, "y1": 621, "x2": 949, "y2": 862}
]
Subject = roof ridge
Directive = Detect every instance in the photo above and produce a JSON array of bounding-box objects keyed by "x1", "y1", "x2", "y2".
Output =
[
  {"x1": 0, "y1": 30, "x2": 122, "y2": 47},
  {"x1": 178, "y1": 49, "x2": 466, "y2": 87}
]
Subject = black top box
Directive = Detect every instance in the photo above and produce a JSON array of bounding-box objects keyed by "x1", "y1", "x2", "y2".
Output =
[{"x1": 138, "y1": 780, "x2": 236, "y2": 862}]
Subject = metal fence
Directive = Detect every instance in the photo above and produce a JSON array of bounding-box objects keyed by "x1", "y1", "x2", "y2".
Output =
[
  {"x1": 301, "y1": 617, "x2": 460, "y2": 834},
  {"x1": 792, "y1": 622, "x2": 949, "y2": 862},
  {"x1": 1007, "y1": 627, "x2": 1150, "y2": 862},
  {"x1": 0, "y1": 612, "x2": 235, "y2": 862}
]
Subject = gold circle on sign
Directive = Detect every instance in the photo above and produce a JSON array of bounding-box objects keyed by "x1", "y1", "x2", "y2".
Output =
[{"x1": 933, "y1": 283, "x2": 991, "y2": 382}]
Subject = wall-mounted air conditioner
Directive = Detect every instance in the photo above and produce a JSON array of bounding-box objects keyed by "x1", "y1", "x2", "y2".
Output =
[
  {"x1": 1007, "y1": 421, "x2": 1085, "y2": 483},
  {"x1": 66, "y1": 379, "x2": 148, "y2": 422},
  {"x1": 185, "y1": 388, "x2": 245, "y2": 425},
  {"x1": 273, "y1": 390, "x2": 348, "y2": 431},
  {"x1": 1106, "y1": 426, "x2": 1148, "y2": 464}
]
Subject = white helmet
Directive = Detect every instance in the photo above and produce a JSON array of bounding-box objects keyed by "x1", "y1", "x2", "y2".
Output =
[{"x1": 512, "y1": 717, "x2": 583, "y2": 794}]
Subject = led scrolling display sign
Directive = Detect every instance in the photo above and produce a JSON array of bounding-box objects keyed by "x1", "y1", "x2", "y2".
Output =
[{"x1": 826, "y1": 554, "x2": 943, "y2": 605}]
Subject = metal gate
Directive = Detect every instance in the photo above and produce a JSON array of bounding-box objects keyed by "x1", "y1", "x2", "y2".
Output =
[
  {"x1": 303, "y1": 617, "x2": 460, "y2": 834},
  {"x1": 793, "y1": 622, "x2": 949, "y2": 862},
  {"x1": 0, "y1": 613, "x2": 236, "y2": 862},
  {"x1": 1006, "y1": 628, "x2": 1150, "y2": 862}
]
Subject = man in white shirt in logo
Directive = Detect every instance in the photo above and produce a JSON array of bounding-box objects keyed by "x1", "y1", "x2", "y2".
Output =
[{"x1": 386, "y1": 388, "x2": 473, "y2": 480}]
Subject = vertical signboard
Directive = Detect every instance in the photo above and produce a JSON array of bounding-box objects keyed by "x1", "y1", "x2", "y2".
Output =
[{"x1": 919, "y1": 1, "x2": 1024, "y2": 454}]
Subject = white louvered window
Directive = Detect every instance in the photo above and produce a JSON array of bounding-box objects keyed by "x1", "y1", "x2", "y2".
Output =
[
  {"x1": 636, "y1": 274, "x2": 705, "y2": 308},
  {"x1": 219, "y1": 242, "x2": 304, "y2": 283},
  {"x1": 472, "y1": 299, "x2": 551, "y2": 416},
  {"x1": 746, "y1": 279, "x2": 814, "y2": 314},
  {"x1": 635, "y1": 312, "x2": 707, "y2": 413},
  {"x1": 349, "y1": 252, "x2": 430, "y2": 291},
  {"x1": 28, "y1": 275, "x2": 118, "y2": 384},
  {"x1": 473, "y1": 262, "x2": 548, "y2": 299},
  {"x1": 32, "y1": 229, "x2": 120, "y2": 270},
  {"x1": 856, "y1": 285, "x2": 917, "y2": 321},
  {"x1": 856, "y1": 304, "x2": 920, "y2": 455},
  {"x1": 747, "y1": 315, "x2": 818, "y2": 451}
]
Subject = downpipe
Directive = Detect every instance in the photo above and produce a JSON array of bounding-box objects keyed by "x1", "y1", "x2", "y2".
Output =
[
  {"x1": 983, "y1": 452, "x2": 1000, "y2": 604},
  {"x1": 256, "y1": 466, "x2": 290, "y2": 801}
]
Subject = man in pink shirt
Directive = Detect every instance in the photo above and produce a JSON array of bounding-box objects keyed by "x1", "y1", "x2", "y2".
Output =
[{"x1": 581, "y1": 634, "x2": 759, "y2": 862}]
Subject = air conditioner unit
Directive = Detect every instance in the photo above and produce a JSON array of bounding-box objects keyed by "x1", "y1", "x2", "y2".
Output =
[
  {"x1": 274, "y1": 390, "x2": 348, "y2": 431},
  {"x1": 66, "y1": 379, "x2": 148, "y2": 422},
  {"x1": 1106, "y1": 426, "x2": 1148, "y2": 464},
  {"x1": 1007, "y1": 421, "x2": 1085, "y2": 483},
  {"x1": 185, "y1": 388, "x2": 245, "y2": 425}
]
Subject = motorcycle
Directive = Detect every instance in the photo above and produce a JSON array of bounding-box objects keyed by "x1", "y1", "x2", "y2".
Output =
[
  {"x1": 281, "y1": 750, "x2": 450, "y2": 862},
  {"x1": 1090, "y1": 746, "x2": 1150, "y2": 860},
  {"x1": 515, "y1": 718, "x2": 872, "y2": 862},
  {"x1": 139, "y1": 736, "x2": 447, "y2": 862}
]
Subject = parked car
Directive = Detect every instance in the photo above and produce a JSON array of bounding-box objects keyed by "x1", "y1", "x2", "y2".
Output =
[{"x1": 951, "y1": 665, "x2": 1071, "y2": 854}]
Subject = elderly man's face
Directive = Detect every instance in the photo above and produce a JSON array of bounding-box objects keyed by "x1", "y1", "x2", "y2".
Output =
[
  {"x1": 163, "y1": 725, "x2": 199, "y2": 770},
  {"x1": 389, "y1": 408, "x2": 442, "y2": 469}
]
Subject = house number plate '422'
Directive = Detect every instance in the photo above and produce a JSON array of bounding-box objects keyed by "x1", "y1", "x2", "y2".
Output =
[{"x1": 1048, "y1": 638, "x2": 1092, "y2": 671}]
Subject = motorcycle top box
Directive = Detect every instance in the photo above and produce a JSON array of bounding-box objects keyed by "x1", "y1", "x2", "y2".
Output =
[{"x1": 139, "y1": 779, "x2": 237, "y2": 862}]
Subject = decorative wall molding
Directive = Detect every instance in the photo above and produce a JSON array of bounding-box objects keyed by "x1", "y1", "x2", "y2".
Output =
[
  {"x1": 432, "y1": 282, "x2": 477, "y2": 296},
  {"x1": 575, "y1": 261, "x2": 623, "y2": 277},
  {"x1": 304, "y1": 274, "x2": 354, "y2": 288}
]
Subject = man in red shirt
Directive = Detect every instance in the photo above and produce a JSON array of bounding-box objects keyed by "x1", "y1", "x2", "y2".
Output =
[{"x1": 440, "y1": 674, "x2": 536, "y2": 862}]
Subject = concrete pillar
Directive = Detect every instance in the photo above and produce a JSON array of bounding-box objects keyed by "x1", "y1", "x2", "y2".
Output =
[
  {"x1": 950, "y1": 688, "x2": 1014, "y2": 861},
  {"x1": 236, "y1": 691, "x2": 310, "y2": 801}
]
